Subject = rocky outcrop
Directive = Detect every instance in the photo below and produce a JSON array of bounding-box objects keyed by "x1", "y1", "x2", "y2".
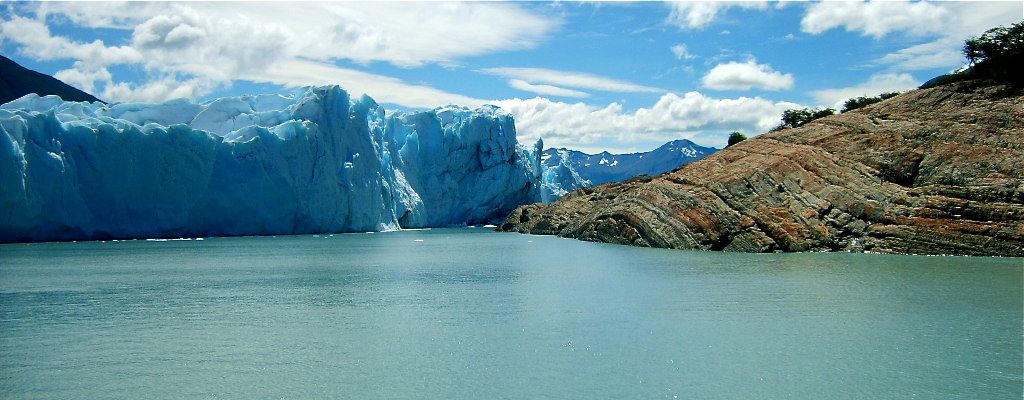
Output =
[{"x1": 500, "y1": 83, "x2": 1024, "y2": 256}]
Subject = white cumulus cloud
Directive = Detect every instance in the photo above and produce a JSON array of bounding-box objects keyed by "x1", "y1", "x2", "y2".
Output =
[
  {"x1": 53, "y1": 63, "x2": 113, "y2": 95},
  {"x1": 34, "y1": 2, "x2": 559, "y2": 68},
  {"x1": 101, "y1": 77, "x2": 219, "y2": 104},
  {"x1": 801, "y1": 1, "x2": 949, "y2": 38},
  {"x1": 801, "y1": 1, "x2": 1022, "y2": 72},
  {"x1": 0, "y1": 16, "x2": 142, "y2": 68},
  {"x1": 0, "y1": 2, "x2": 560, "y2": 105},
  {"x1": 665, "y1": 1, "x2": 768, "y2": 30},
  {"x1": 702, "y1": 60, "x2": 795, "y2": 91},
  {"x1": 492, "y1": 92, "x2": 802, "y2": 151}
]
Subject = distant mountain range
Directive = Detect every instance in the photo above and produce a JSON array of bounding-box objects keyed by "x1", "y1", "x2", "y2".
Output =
[
  {"x1": 542, "y1": 139, "x2": 718, "y2": 186},
  {"x1": 1, "y1": 55, "x2": 103, "y2": 105}
]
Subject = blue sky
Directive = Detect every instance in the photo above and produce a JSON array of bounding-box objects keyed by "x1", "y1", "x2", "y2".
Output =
[{"x1": 1, "y1": 1, "x2": 1020, "y2": 152}]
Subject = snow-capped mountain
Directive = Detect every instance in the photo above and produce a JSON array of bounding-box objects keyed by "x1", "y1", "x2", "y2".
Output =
[{"x1": 541, "y1": 140, "x2": 717, "y2": 190}]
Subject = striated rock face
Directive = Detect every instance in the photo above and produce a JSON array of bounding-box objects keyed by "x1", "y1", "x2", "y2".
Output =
[{"x1": 500, "y1": 83, "x2": 1024, "y2": 256}]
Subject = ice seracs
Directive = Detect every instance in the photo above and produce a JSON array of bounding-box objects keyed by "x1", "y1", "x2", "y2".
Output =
[
  {"x1": 387, "y1": 103, "x2": 540, "y2": 227},
  {"x1": 0, "y1": 86, "x2": 542, "y2": 242},
  {"x1": 540, "y1": 148, "x2": 591, "y2": 203}
]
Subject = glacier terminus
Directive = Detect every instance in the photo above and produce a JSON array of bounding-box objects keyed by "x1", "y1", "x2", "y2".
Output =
[{"x1": 0, "y1": 86, "x2": 579, "y2": 242}]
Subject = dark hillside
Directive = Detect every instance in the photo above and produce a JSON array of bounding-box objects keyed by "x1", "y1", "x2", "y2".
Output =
[{"x1": 0, "y1": 55, "x2": 103, "y2": 105}]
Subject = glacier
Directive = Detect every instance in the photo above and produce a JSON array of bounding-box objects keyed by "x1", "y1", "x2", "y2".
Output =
[
  {"x1": 539, "y1": 145, "x2": 591, "y2": 203},
  {"x1": 0, "y1": 86, "x2": 547, "y2": 242}
]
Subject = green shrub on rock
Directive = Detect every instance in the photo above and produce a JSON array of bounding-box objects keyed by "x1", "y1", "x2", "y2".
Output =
[
  {"x1": 841, "y1": 92, "x2": 901, "y2": 113},
  {"x1": 773, "y1": 107, "x2": 835, "y2": 131},
  {"x1": 726, "y1": 131, "x2": 747, "y2": 147}
]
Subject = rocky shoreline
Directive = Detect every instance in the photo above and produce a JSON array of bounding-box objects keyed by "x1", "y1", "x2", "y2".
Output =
[{"x1": 499, "y1": 82, "x2": 1024, "y2": 257}]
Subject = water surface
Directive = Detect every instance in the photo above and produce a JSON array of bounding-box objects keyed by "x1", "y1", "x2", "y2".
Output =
[{"x1": 1, "y1": 229, "x2": 1021, "y2": 398}]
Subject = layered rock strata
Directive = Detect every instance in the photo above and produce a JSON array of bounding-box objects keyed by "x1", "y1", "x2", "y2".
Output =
[{"x1": 501, "y1": 83, "x2": 1024, "y2": 256}]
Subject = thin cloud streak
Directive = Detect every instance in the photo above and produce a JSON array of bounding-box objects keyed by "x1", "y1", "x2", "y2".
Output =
[
  {"x1": 508, "y1": 79, "x2": 589, "y2": 98},
  {"x1": 481, "y1": 67, "x2": 664, "y2": 94}
]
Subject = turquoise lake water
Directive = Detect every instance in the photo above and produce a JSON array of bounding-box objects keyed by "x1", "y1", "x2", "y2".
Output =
[{"x1": 1, "y1": 228, "x2": 1021, "y2": 399}]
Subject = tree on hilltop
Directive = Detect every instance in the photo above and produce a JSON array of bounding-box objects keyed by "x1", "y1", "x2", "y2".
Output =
[
  {"x1": 963, "y1": 22, "x2": 1023, "y2": 86},
  {"x1": 726, "y1": 131, "x2": 746, "y2": 147},
  {"x1": 923, "y1": 22, "x2": 1023, "y2": 89}
]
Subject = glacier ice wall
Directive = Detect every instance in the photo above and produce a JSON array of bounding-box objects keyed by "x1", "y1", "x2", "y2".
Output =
[
  {"x1": 539, "y1": 147, "x2": 592, "y2": 204},
  {"x1": 0, "y1": 86, "x2": 542, "y2": 242},
  {"x1": 387, "y1": 105, "x2": 541, "y2": 228}
]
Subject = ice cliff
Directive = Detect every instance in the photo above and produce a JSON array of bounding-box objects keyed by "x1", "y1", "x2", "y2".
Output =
[
  {"x1": 0, "y1": 86, "x2": 544, "y2": 242},
  {"x1": 539, "y1": 146, "x2": 591, "y2": 203}
]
